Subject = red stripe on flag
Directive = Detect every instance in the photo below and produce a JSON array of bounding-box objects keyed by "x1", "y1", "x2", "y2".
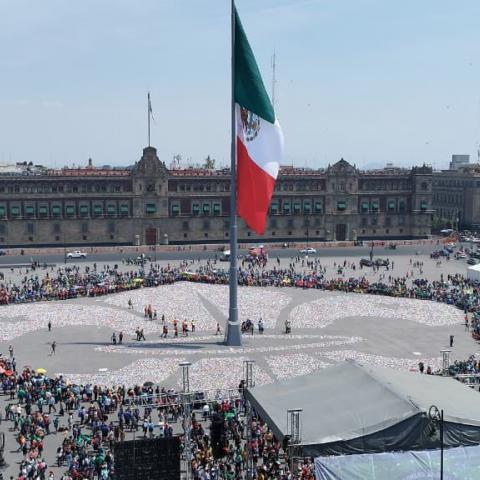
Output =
[{"x1": 237, "y1": 137, "x2": 275, "y2": 235}]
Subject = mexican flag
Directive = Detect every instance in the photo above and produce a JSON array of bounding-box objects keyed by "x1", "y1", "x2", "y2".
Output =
[{"x1": 234, "y1": 7, "x2": 283, "y2": 235}]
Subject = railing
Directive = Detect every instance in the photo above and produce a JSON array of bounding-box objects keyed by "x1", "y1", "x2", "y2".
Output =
[{"x1": 123, "y1": 387, "x2": 242, "y2": 408}]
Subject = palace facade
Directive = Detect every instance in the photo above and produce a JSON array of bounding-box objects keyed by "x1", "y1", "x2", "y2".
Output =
[{"x1": 0, "y1": 147, "x2": 433, "y2": 247}]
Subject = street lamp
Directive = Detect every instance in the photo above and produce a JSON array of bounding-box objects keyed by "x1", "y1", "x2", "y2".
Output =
[{"x1": 428, "y1": 405, "x2": 444, "y2": 480}]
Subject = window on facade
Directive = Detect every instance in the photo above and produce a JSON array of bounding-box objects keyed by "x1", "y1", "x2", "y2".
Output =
[
  {"x1": 27, "y1": 224, "x2": 34, "y2": 234},
  {"x1": 337, "y1": 200, "x2": 347, "y2": 211},
  {"x1": 371, "y1": 201, "x2": 379, "y2": 212},
  {"x1": 120, "y1": 205, "x2": 129, "y2": 217},
  {"x1": 182, "y1": 221, "x2": 189, "y2": 230},
  {"x1": 398, "y1": 201, "x2": 406, "y2": 213},
  {"x1": 38, "y1": 206, "x2": 48, "y2": 217},
  {"x1": 93, "y1": 205, "x2": 103, "y2": 216},
  {"x1": 387, "y1": 200, "x2": 396, "y2": 212},
  {"x1": 145, "y1": 204, "x2": 156, "y2": 215},
  {"x1": 303, "y1": 201, "x2": 311, "y2": 213},
  {"x1": 171, "y1": 204, "x2": 180, "y2": 216},
  {"x1": 371, "y1": 217, "x2": 378, "y2": 226},
  {"x1": 52, "y1": 206, "x2": 61, "y2": 217},
  {"x1": 270, "y1": 201, "x2": 279, "y2": 215},
  {"x1": 192, "y1": 203, "x2": 200, "y2": 215},
  {"x1": 10, "y1": 206, "x2": 20, "y2": 217},
  {"x1": 25, "y1": 206, "x2": 35, "y2": 217},
  {"x1": 65, "y1": 206, "x2": 75, "y2": 217},
  {"x1": 107, "y1": 205, "x2": 116, "y2": 216},
  {"x1": 420, "y1": 201, "x2": 428, "y2": 211},
  {"x1": 314, "y1": 202, "x2": 322, "y2": 213},
  {"x1": 293, "y1": 201, "x2": 301, "y2": 214},
  {"x1": 361, "y1": 217, "x2": 367, "y2": 227},
  {"x1": 0, "y1": 206, "x2": 6, "y2": 218},
  {"x1": 81, "y1": 223, "x2": 88, "y2": 233},
  {"x1": 213, "y1": 203, "x2": 221, "y2": 215},
  {"x1": 202, "y1": 203, "x2": 210, "y2": 215},
  {"x1": 283, "y1": 202, "x2": 291, "y2": 214},
  {"x1": 361, "y1": 201, "x2": 369, "y2": 213},
  {"x1": 79, "y1": 206, "x2": 89, "y2": 217},
  {"x1": 385, "y1": 217, "x2": 392, "y2": 227}
]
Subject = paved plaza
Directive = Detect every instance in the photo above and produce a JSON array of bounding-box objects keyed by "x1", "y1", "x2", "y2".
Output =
[
  {"x1": 0, "y1": 252, "x2": 475, "y2": 390},
  {"x1": 0, "y1": 250, "x2": 477, "y2": 478}
]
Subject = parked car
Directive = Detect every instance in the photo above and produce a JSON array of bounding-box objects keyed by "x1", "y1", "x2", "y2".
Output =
[
  {"x1": 467, "y1": 258, "x2": 479, "y2": 265},
  {"x1": 385, "y1": 243, "x2": 397, "y2": 250},
  {"x1": 0, "y1": 250, "x2": 6, "y2": 256},
  {"x1": 66, "y1": 250, "x2": 87, "y2": 259},
  {"x1": 456, "y1": 252, "x2": 467, "y2": 259},
  {"x1": 360, "y1": 258, "x2": 373, "y2": 267},
  {"x1": 299, "y1": 247, "x2": 317, "y2": 255},
  {"x1": 374, "y1": 258, "x2": 390, "y2": 267}
]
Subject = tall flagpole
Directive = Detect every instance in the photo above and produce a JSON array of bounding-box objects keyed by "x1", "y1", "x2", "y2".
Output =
[
  {"x1": 225, "y1": 0, "x2": 242, "y2": 346},
  {"x1": 147, "y1": 92, "x2": 151, "y2": 147}
]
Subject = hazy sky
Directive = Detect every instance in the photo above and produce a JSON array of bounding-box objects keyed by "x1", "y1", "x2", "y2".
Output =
[{"x1": 1, "y1": 0, "x2": 480, "y2": 170}]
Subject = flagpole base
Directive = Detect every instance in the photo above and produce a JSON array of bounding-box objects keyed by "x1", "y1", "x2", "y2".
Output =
[{"x1": 225, "y1": 321, "x2": 242, "y2": 347}]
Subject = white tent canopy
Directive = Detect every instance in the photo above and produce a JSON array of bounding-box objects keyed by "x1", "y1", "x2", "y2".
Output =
[
  {"x1": 467, "y1": 263, "x2": 480, "y2": 282},
  {"x1": 315, "y1": 445, "x2": 480, "y2": 480},
  {"x1": 245, "y1": 361, "x2": 480, "y2": 456}
]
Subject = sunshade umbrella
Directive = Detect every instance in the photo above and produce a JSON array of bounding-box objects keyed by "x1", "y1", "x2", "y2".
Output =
[
  {"x1": 143, "y1": 381, "x2": 154, "y2": 387},
  {"x1": 4, "y1": 370, "x2": 13, "y2": 376},
  {"x1": 36, "y1": 368, "x2": 47, "y2": 375}
]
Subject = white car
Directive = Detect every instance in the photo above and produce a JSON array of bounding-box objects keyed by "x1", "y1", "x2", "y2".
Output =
[
  {"x1": 66, "y1": 250, "x2": 87, "y2": 259},
  {"x1": 300, "y1": 247, "x2": 317, "y2": 254},
  {"x1": 456, "y1": 252, "x2": 467, "y2": 259}
]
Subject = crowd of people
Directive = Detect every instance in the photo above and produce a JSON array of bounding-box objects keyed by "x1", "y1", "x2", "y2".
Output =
[
  {"x1": 1, "y1": 255, "x2": 480, "y2": 322},
  {"x1": 0, "y1": 361, "x2": 313, "y2": 479}
]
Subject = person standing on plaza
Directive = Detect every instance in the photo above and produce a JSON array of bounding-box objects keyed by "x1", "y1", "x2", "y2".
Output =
[
  {"x1": 50, "y1": 341, "x2": 56, "y2": 355},
  {"x1": 8, "y1": 345, "x2": 13, "y2": 359},
  {"x1": 119, "y1": 331, "x2": 123, "y2": 345},
  {"x1": 216, "y1": 322, "x2": 222, "y2": 336},
  {"x1": 48, "y1": 321, "x2": 52, "y2": 332},
  {"x1": 450, "y1": 335, "x2": 454, "y2": 348}
]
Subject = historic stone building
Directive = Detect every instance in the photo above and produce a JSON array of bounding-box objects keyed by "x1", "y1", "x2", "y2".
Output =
[
  {"x1": 432, "y1": 163, "x2": 480, "y2": 230},
  {"x1": 0, "y1": 147, "x2": 433, "y2": 247}
]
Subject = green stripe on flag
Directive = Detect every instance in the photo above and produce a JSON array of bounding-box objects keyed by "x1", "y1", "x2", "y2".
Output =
[{"x1": 234, "y1": 7, "x2": 275, "y2": 124}]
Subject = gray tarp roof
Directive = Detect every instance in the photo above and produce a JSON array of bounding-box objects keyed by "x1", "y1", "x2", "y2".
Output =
[{"x1": 245, "y1": 361, "x2": 480, "y2": 454}]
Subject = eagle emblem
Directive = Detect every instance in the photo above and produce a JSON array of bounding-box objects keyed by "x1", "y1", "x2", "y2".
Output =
[{"x1": 240, "y1": 107, "x2": 260, "y2": 142}]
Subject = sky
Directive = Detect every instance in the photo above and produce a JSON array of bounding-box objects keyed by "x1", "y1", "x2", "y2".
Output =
[{"x1": 1, "y1": 0, "x2": 480, "y2": 170}]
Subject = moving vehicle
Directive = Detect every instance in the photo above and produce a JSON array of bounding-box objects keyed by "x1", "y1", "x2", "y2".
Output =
[
  {"x1": 455, "y1": 252, "x2": 467, "y2": 259},
  {"x1": 374, "y1": 258, "x2": 390, "y2": 267},
  {"x1": 220, "y1": 250, "x2": 231, "y2": 261},
  {"x1": 299, "y1": 247, "x2": 317, "y2": 255},
  {"x1": 66, "y1": 250, "x2": 87, "y2": 259}
]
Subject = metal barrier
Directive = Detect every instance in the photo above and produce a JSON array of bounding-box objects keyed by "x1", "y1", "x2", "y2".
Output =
[{"x1": 124, "y1": 387, "x2": 242, "y2": 409}]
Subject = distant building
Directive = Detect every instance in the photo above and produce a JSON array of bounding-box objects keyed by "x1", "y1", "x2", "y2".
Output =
[
  {"x1": 449, "y1": 154, "x2": 470, "y2": 170},
  {"x1": 433, "y1": 163, "x2": 480, "y2": 230},
  {"x1": 0, "y1": 146, "x2": 433, "y2": 247}
]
